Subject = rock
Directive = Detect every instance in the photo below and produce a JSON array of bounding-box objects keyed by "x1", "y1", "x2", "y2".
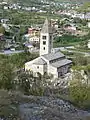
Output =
[{"x1": 19, "y1": 96, "x2": 90, "y2": 120}]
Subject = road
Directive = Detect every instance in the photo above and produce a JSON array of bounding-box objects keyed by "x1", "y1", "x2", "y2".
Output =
[{"x1": 0, "y1": 50, "x2": 24, "y2": 55}]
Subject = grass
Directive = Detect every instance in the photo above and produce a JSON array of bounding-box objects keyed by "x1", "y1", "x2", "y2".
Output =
[
  {"x1": 53, "y1": 41, "x2": 82, "y2": 48},
  {"x1": 54, "y1": 33, "x2": 90, "y2": 48}
]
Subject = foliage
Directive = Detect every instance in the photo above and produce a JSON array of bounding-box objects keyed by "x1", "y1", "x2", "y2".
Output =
[
  {"x1": 69, "y1": 81, "x2": 88, "y2": 107},
  {"x1": 18, "y1": 71, "x2": 45, "y2": 96},
  {"x1": 0, "y1": 60, "x2": 15, "y2": 90},
  {"x1": 0, "y1": 52, "x2": 38, "y2": 90},
  {"x1": 73, "y1": 54, "x2": 88, "y2": 66},
  {"x1": 0, "y1": 40, "x2": 5, "y2": 51},
  {"x1": 0, "y1": 25, "x2": 5, "y2": 34},
  {"x1": 54, "y1": 34, "x2": 83, "y2": 47},
  {"x1": 69, "y1": 71, "x2": 90, "y2": 108},
  {"x1": 0, "y1": 52, "x2": 38, "y2": 69},
  {"x1": 78, "y1": 2, "x2": 90, "y2": 12},
  {"x1": 73, "y1": 17, "x2": 87, "y2": 26}
]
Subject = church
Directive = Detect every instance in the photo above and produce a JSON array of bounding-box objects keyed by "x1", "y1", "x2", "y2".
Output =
[{"x1": 25, "y1": 19, "x2": 72, "y2": 78}]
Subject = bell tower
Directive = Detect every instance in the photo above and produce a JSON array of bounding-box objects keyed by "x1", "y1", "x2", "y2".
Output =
[{"x1": 40, "y1": 19, "x2": 53, "y2": 56}]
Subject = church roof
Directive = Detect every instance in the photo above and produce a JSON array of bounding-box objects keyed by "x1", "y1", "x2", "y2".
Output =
[
  {"x1": 33, "y1": 58, "x2": 46, "y2": 65},
  {"x1": 42, "y1": 51, "x2": 65, "y2": 61},
  {"x1": 51, "y1": 59, "x2": 72, "y2": 68},
  {"x1": 41, "y1": 18, "x2": 53, "y2": 33}
]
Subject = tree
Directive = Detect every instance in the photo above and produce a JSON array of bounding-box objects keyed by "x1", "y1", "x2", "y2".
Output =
[
  {"x1": 18, "y1": 71, "x2": 44, "y2": 96},
  {"x1": 69, "y1": 71, "x2": 89, "y2": 108},
  {"x1": 0, "y1": 60, "x2": 15, "y2": 90},
  {"x1": 0, "y1": 40, "x2": 5, "y2": 51},
  {"x1": 69, "y1": 81, "x2": 88, "y2": 106},
  {"x1": 73, "y1": 54, "x2": 87, "y2": 66},
  {"x1": 0, "y1": 25, "x2": 5, "y2": 34}
]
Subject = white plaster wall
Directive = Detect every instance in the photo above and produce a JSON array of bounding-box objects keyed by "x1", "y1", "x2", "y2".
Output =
[
  {"x1": 25, "y1": 57, "x2": 47, "y2": 75},
  {"x1": 32, "y1": 64, "x2": 44, "y2": 75},
  {"x1": 40, "y1": 33, "x2": 49, "y2": 56},
  {"x1": 29, "y1": 36, "x2": 40, "y2": 42},
  {"x1": 25, "y1": 57, "x2": 40, "y2": 71},
  {"x1": 48, "y1": 65, "x2": 58, "y2": 78}
]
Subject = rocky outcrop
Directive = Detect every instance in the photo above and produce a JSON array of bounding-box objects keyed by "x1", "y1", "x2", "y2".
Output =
[
  {"x1": 19, "y1": 96, "x2": 90, "y2": 120},
  {"x1": 0, "y1": 90, "x2": 90, "y2": 120}
]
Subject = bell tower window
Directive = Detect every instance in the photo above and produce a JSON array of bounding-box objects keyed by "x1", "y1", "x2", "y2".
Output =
[
  {"x1": 43, "y1": 47, "x2": 45, "y2": 50},
  {"x1": 43, "y1": 41, "x2": 46, "y2": 45},
  {"x1": 42, "y1": 36, "x2": 46, "y2": 39}
]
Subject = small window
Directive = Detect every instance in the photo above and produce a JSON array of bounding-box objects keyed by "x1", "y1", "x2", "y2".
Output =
[
  {"x1": 43, "y1": 47, "x2": 45, "y2": 50},
  {"x1": 43, "y1": 41, "x2": 46, "y2": 45},
  {"x1": 37, "y1": 66, "x2": 39, "y2": 69},
  {"x1": 42, "y1": 36, "x2": 46, "y2": 39}
]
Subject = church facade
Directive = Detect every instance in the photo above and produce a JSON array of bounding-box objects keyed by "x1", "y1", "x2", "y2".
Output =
[{"x1": 25, "y1": 19, "x2": 72, "y2": 78}]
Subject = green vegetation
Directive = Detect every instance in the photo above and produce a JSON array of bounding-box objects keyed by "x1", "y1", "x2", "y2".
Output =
[
  {"x1": 2, "y1": 9, "x2": 60, "y2": 25},
  {"x1": 69, "y1": 76, "x2": 90, "y2": 109},
  {"x1": 54, "y1": 33, "x2": 90, "y2": 47},
  {"x1": 78, "y1": 2, "x2": 90, "y2": 12},
  {"x1": 0, "y1": 60, "x2": 15, "y2": 90},
  {"x1": 0, "y1": 52, "x2": 38, "y2": 68},
  {"x1": 0, "y1": 25, "x2": 5, "y2": 34},
  {"x1": 18, "y1": 71, "x2": 45, "y2": 96},
  {"x1": 0, "y1": 52, "x2": 38, "y2": 90}
]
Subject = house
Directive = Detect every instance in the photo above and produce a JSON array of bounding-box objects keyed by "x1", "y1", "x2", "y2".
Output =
[
  {"x1": 85, "y1": 12, "x2": 90, "y2": 20},
  {"x1": 25, "y1": 19, "x2": 72, "y2": 78},
  {"x1": 28, "y1": 28, "x2": 40, "y2": 36},
  {"x1": 25, "y1": 43, "x2": 34, "y2": 52},
  {"x1": 63, "y1": 24, "x2": 76, "y2": 34},
  {"x1": 29, "y1": 36, "x2": 40, "y2": 43}
]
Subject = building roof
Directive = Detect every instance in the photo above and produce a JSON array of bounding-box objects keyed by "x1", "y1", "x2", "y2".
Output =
[
  {"x1": 41, "y1": 18, "x2": 53, "y2": 34},
  {"x1": 25, "y1": 43, "x2": 33, "y2": 48},
  {"x1": 51, "y1": 59, "x2": 72, "y2": 68},
  {"x1": 42, "y1": 51, "x2": 65, "y2": 61},
  {"x1": 33, "y1": 58, "x2": 46, "y2": 65}
]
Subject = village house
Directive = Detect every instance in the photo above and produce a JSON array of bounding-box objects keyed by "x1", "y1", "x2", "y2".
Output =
[
  {"x1": 63, "y1": 24, "x2": 76, "y2": 34},
  {"x1": 25, "y1": 19, "x2": 72, "y2": 78},
  {"x1": 28, "y1": 28, "x2": 40, "y2": 36},
  {"x1": 27, "y1": 28, "x2": 40, "y2": 43},
  {"x1": 29, "y1": 36, "x2": 40, "y2": 43}
]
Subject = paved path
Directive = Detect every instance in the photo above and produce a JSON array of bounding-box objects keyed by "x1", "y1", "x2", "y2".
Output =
[{"x1": 0, "y1": 50, "x2": 24, "y2": 55}]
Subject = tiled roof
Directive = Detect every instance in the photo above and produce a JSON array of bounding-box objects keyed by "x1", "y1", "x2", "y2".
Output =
[
  {"x1": 51, "y1": 59, "x2": 72, "y2": 68},
  {"x1": 42, "y1": 51, "x2": 65, "y2": 61},
  {"x1": 33, "y1": 58, "x2": 46, "y2": 65}
]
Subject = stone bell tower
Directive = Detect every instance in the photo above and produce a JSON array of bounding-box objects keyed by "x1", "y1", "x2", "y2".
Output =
[{"x1": 40, "y1": 18, "x2": 53, "y2": 56}]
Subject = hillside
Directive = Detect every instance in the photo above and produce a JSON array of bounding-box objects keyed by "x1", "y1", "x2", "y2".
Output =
[
  {"x1": 0, "y1": 90, "x2": 90, "y2": 120},
  {"x1": 1, "y1": 0, "x2": 90, "y2": 5}
]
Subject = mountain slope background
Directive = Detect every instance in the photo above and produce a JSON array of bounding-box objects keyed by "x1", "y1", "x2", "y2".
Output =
[{"x1": 0, "y1": 0, "x2": 90, "y2": 4}]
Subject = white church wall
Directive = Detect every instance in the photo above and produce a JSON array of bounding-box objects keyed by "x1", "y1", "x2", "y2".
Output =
[
  {"x1": 48, "y1": 65, "x2": 58, "y2": 78},
  {"x1": 32, "y1": 64, "x2": 44, "y2": 75},
  {"x1": 25, "y1": 57, "x2": 41, "y2": 71}
]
